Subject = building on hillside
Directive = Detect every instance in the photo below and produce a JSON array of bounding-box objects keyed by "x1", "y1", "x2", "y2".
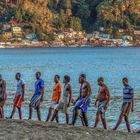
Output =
[
  {"x1": 101, "y1": 34, "x2": 110, "y2": 39},
  {"x1": 134, "y1": 30, "x2": 140, "y2": 36},
  {"x1": 12, "y1": 26, "x2": 22, "y2": 35},
  {"x1": 25, "y1": 33, "x2": 37, "y2": 41},
  {"x1": 122, "y1": 35, "x2": 133, "y2": 41},
  {"x1": 56, "y1": 32, "x2": 65, "y2": 39}
]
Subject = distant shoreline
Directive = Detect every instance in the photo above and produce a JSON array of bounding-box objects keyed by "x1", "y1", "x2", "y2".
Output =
[{"x1": 0, "y1": 44, "x2": 139, "y2": 49}]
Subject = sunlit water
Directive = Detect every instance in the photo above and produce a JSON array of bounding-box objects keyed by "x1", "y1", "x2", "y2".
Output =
[{"x1": 0, "y1": 47, "x2": 140, "y2": 130}]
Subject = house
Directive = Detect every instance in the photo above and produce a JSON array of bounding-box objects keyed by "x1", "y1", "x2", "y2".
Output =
[
  {"x1": 56, "y1": 32, "x2": 65, "y2": 39},
  {"x1": 3, "y1": 24, "x2": 11, "y2": 30},
  {"x1": 102, "y1": 34, "x2": 110, "y2": 39},
  {"x1": 134, "y1": 30, "x2": 140, "y2": 36},
  {"x1": 26, "y1": 33, "x2": 37, "y2": 40},
  {"x1": 12, "y1": 27, "x2": 22, "y2": 35},
  {"x1": 122, "y1": 35, "x2": 133, "y2": 41}
]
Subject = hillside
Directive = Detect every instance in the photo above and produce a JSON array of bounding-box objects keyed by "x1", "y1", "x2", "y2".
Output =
[
  {"x1": 0, "y1": 119, "x2": 140, "y2": 140},
  {"x1": 0, "y1": 0, "x2": 140, "y2": 39}
]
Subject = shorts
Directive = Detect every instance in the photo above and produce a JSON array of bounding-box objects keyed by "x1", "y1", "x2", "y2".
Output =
[
  {"x1": 14, "y1": 95, "x2": 22, "y2": 108},
  {"x1": 121, "y1": 102, "x2": 131, "y2": 116},
  {"x1": 97, "y1": 101, "x2": 106, "y2": 119},
  {"x1": 57, "y1": 102, "x2": 70, "y2": 114},
  {"x1": 74, "y1": 97, "x2": 91, "y2": 113},
  {"x1": 30, "y1": 94, "x2": 41, "y2": 108},
  {"x1": 49, "y1": 101, "x2": 58, "y2": 109}
]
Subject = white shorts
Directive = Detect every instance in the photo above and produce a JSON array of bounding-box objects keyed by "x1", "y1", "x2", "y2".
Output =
[{"x1": 49, "y1": 101, "x2": 58, "y2": 109}]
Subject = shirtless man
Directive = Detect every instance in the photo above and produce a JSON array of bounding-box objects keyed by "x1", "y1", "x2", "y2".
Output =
[
  {"x1": 71, "y1": 74, "x2": 92, "y2": 126},
  {"x1": 0, "y1": 74, "x2": 7, "y2": 118},
  {"x1": 94, "y1": 77, "x2": 110, "y2": 129}
]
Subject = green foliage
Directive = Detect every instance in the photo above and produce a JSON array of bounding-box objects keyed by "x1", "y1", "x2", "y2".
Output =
[{"x1": 0, "y1": 0, "x2": 140, "y2": 38}]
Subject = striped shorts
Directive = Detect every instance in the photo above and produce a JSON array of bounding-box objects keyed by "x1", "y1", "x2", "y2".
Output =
[{"x1": 30, "y1": 94, "x2": 41, "y2": 108}]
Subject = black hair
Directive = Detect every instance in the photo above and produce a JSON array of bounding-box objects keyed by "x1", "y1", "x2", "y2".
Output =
[
  {"x1": 16, "y1": 72, "x2": 21, "y2": 77},
  {"x1": 98, "y1": 77, "x2": 104, "y2": 82},
  {"x1": 64, "y1": 75, "x2": 70, "y2": 82},
  {"x1": 80, "y1": 74, "x2": 86, "y2": 79},
  {"x1": 36, "y1": 71, "x2": 41, "y2": 76},
  {"x1": 55, "y1": 75, "x2": 60, "y2": 80},
  {"x1": 123, "y1": 77, "x2": 128, "y2": 82}
]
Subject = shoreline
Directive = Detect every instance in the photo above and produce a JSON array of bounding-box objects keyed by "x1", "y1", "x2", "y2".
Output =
[
  {"x1": 0, "y1": 119, "x2": 139, "y2": 140},
  {"x1": 0, "y1": 44, "x2": 139, "y2": 49}
]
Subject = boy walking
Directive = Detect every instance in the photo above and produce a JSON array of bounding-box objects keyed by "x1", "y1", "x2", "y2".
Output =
[
  {"x1": 94, "y1": 77, "x2": 110, "y2": 129},
  {"x1": 113, "y1": 77, "x2": 134, "y2": 132},
  {"x1": 29, "y1": 72, "x2": 44, "y2": 121},
  {"x1": 46, "y1": 75, "x2": 62, "y2": 123},
  {"x1": 9, "y1": 73, "x2": 25, "y2": 120},
  {"x1": 51, "y1": 75, "x2": 72, "y2": 124}
]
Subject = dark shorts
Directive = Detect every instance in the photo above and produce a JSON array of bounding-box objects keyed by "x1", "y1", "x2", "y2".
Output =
[
  {"x1": 121, "y1": 102, "x2": 131, "y2": 116},
  {"x1": 30, "y1": 94, "x2": 41, "y2": 108}
]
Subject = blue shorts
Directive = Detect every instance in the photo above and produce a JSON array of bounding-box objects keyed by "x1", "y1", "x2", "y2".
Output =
[
  {"x1": 30, "y1": 94, "x2": 41, "y2": 108},
  {"x1": 97, "y1": 101, "x2": 106, "y2": 119},
  {"x1": 74, "y1": 97, "x2": 91, "y2": 113}
]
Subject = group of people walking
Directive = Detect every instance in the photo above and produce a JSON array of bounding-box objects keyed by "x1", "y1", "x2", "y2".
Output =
[{"x1": 0, "y1": 72, "x2": 135, "y2": 132}]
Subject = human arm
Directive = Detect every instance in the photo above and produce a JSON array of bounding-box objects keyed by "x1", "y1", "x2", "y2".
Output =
[
  {"x1": 131, "y1": 88, "x2": 134, "y2": 112},
  {"x1": 56, "y1": 84, "x2": 62, "y2": 104},
  {"x1": 22, "y1": 83, "x2": 25, "y2": 101},
  {"x1": 2, "y1": 80, "x2": 6, "y2": 99},
  {"x1": 104, "y1": 87, "x2": 110, "y2": 110},
  {"x1": 40, "y1": 81, "x2": 45, "y2": 102},
  {"x1": 67, "y1": 84, "x2": 72, "y2": 107}
]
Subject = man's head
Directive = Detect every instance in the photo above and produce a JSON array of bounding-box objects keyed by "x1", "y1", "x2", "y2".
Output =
[
  {"x1": 79, "y1": 74, "x2": 86, "y2": 84},
  {"x1": 122, "y1": 77, "x2": 128, "y2": 87},
  {"x1": 63, "y1": 75, "x2": 70, "y2": 84},
  {"x1": 16, "y1": 73, "x2": 21, "y2": 80},
  {"x1": 54, "y1": 75, "x2": 60, "y2": 83},
  {"x1": 36, "y1": 72, "x2": 41, "y2": 79},
  {"x1": 0, "y1": 74, "x2": 2, "y2": 81},
  {"x1": 98, "y1": 77, "x2": 104, "y2": 86}
]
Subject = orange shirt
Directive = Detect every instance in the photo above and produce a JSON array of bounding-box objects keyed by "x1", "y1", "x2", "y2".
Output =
[{"x1": 52, "y1": 82, "x2": 62, "y2": 102}]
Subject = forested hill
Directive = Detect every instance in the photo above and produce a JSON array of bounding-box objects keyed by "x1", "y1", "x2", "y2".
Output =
[{"x1": 0, "y1": 0, "x2": 140, "y2": 37}]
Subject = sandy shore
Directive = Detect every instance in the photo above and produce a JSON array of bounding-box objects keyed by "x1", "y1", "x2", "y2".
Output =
[{"x1": 0, "y1": 119, "x2": 139, "y2": 140}]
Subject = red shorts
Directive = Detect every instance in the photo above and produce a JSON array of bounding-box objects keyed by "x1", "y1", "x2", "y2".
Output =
[{"x1": 14, "y1": 95, "x2": 22, "y2": 108}]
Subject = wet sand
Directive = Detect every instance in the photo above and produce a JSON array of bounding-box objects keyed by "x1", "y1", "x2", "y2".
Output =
[{"x1": 0, "y1": 119, "x2": 139, "y2": 140}]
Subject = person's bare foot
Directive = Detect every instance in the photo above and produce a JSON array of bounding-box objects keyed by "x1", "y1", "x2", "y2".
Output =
[{"x1": 112, "y1": 128, "x2": 117, "y2": 131}]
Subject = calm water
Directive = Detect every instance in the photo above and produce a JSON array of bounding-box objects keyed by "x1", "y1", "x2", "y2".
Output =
[{"x1": 0, "y1": 47, "x2": 140, "y2": 130}]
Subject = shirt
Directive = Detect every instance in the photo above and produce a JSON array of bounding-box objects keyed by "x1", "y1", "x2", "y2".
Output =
[
  {"x1": 52, "y1": 82, "x2": 62, "y2": 102},
  {"x1": 34, "y1": 79, "x2": 44, "y2": 96},
  {"x1": 16, "y1": 79, "x2": 25, "y2": 95},
  {"x1": 123, "y1": 85, "x2": 134, "y2": 103}
]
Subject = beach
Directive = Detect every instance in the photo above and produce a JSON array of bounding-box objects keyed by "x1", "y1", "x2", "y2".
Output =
[
  {"x1": 0, "y1": 47, "x2": 140, "y2": 129},
  {"x1": 0, "y1": 119, "x2": 139, "y2": 140}
]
